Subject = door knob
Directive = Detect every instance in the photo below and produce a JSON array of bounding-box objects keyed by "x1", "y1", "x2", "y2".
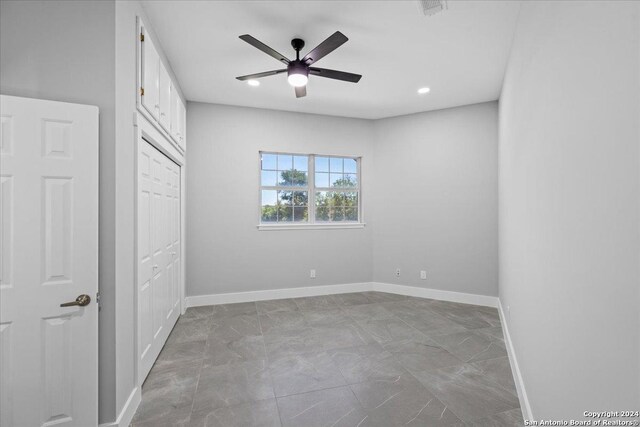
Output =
[{"x1": 60, "y1": 294, "x2": 91, "y2": 307}]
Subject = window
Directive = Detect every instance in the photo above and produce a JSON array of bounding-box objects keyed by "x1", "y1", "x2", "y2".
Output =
[{"x1": 260, "y1": 152, "x2": 362, "y2": 228}]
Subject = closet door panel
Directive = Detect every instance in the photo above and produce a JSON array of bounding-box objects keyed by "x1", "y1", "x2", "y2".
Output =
[
  {"x1": 141, "y1": 33, "x2": 160, "y2": 120},
  {"x1": 158, "y1": 63, "x2": 171, "y2": 132}
]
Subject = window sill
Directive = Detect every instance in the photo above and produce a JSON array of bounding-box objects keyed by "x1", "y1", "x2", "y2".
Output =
[{"x1": 257, "y1": 223, "x2": 366, "y2": 231}]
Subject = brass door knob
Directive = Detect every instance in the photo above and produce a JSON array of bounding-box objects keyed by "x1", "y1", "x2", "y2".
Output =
[{"x1": 60, "y1": 294, "x2": 91, "y2": 307}]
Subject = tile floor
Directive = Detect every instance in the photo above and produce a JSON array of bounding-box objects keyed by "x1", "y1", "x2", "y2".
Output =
[{"x1": 130, "y1": 292, "x2": 523, "y2": 426}]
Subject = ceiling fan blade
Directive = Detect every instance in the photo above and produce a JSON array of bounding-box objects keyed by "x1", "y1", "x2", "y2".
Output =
[
  {"x1": 295, "y1": 85, "x2": 307, "y2": 98},
  {"x1": 236, "y1": 69, "x2": 287, "y2": 81},
  {"x1": 302, "y1": 31, "x2": 348, "y2": 65},
  {"x1": 309, "y1": 67, "x2": 362, "y2": 83},
  {"x1": 239, "y1": 35, "x2": 290, "y2": 65}
]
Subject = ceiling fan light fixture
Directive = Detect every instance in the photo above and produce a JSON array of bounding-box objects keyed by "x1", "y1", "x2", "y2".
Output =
[
  {"x1": 287, "y1": 62, "x2": 309, "y2": 87},
  {"x1": 417, "y1": 87, "x2": 431, "y2": 94},
  {"x1": 287, "y1": 73, "x2": 308, "y2": 87},
  {"x1": 247, "y1": 79, "x2": 260, "y2": 87}
]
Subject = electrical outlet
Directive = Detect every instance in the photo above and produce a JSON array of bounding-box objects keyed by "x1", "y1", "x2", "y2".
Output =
[
  {"x1": 395, "y1": 268, "x2": 401, "y2": 277},
  {"x1": 310, "y1": 269, "x2": 316, "y2": 279},
  {"x1": 420, "y1": 270, "x2": 427, "y2": 280}
]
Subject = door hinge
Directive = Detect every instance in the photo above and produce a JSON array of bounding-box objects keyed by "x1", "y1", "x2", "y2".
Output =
[
  {"x1": 140, "y1": 87, "x2": 144, "y2": 96},
  {"x1": 140, "y1": 33, "x2": 144, "y2": 42},
  {"x1": 96, "y1": 292, "x2": 101, "y2": 311}
]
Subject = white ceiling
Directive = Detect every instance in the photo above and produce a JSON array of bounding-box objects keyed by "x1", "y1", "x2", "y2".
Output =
[{"x1": 142, "y1": 0, "x2": 520, "y2": 120}]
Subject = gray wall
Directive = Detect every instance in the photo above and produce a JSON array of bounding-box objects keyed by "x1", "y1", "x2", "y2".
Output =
[
  {"x1": 372, "y1": 103, "x2": 498, "y2": 296},
  {"x1": 186, "y1": 102, "x2": 499, "y2": 299},
  {"x1": 0, "y1": 0, "x2": 119, "y2": 421},
  {"x1": 186, "y1": 103, "x2": 375, "y2": 296},
  {"x1": 499, "y1": 0, "x2": 640, "y2": 417}
]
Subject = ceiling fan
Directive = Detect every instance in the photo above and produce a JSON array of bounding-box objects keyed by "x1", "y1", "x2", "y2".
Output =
[{"x1": 236, "y1": 31, "x2": 362, "y2": 98}]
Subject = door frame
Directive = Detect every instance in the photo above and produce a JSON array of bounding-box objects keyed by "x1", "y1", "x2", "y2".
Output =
[{"x1": 133, "y1": 111, "x2": 186, "y2": 386}]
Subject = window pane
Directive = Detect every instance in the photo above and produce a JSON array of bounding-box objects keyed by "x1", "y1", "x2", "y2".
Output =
[
  {"x1": 277, "y1": 154, "x2": 293, "y2": 170},
  {"x1": 261, "y1": 206, "x2": 278, "y2": 222},
  {"x1": 278, "y1": 190, "x2": 292, "y2": 206},
  {"x1": 279, "y1": 206, "x2": 292, "y2": 222},
  {"x1": 344, "y1": 158, "x2": 357, "y2": 173},
  {"x1": 315, "y1": 156, "x2": 329, "y2": 172},
  {"x1": 331, "y1": 207, "x2": 345, "y2": 221},
  {"x1": 315, "y1": 172, "x2": 329, "y2": 188},
  {"x1": 344, "y1": 191, "x2": 358, "y2": 207},
  {"x1": 279, "y1": 170, "x2": 307, "y2": 186},
  {"x1": 261, "y1": 153, "x2": 277, "y2": 170},
  {"x1": 343, "y1": 174, "x2": 358, "y2": 187},
  {"x1": 315, "y1": 191, "x2": 328, "y2": 205},
  {"x1": 293, "y1": 207, "x2": 308, "y2": 222},
  {"x1": 293, "y1": 191, "x2": 308, "y2": 206},
  {"x1": 345, "y1": 207, "x2": 358, "y2": 221},
  {"x1": 261, "y1": 170, "x2": 277, "y2": 186},
  {"x1": 330, "y1": 157, "x2": 343, "y2": 173},
  {"x1": 316, "y1": 206, "x2": 330, "y2": 221},
  {"x1": 262, "y1": 190, "x2": 277, "y2": 206},
  {"x1": 330, "y1": 173, "x2": 344, "y2": 187},
  {"x1": 294, "y1": 155, "x2": 308, "y2": 172}
]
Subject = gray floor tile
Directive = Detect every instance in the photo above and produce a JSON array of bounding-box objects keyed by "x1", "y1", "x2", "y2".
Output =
[
  {"x1": 167, "y1": 318, "x2": 212, "y2": 345},
  {"x1": 268, "y1": 351, "x2": 346, "y2": 396},
  {"x1": 263, "y1": 327, "x2": 324, "y2": 359},
  {"x1": 383, "y1": 336, "x2": 465, "y2": 374},
  {"x1": 349, "y1": 371, "x2": 461, "y2": 426},
  {"x1": 156, "y1": 340, "x2": 206, "y2": 365},
  {"x1": 308, "y1": 320, "x2": 377, "y2": 351},
  {"x1": 395, "y1": 308, "x2": 468, "y2": 337},
  {"x1": 277, "y1": 386, "x2": 368, "y2": 427},
  {"x1": 134, "y1": 295, "x2": 521, "y2": 426},
  {"x1": 210, "y1": 302, "x2": 258, "y2": 318},
  {"x1": 182, "y1": 306, "x2": 215, "y2": 320},
  {"x1": 470, "y1": 356, "x2": 517, "y2": 394},
  {"x1": 259, "y1": 311, "x2": 307, "y2": 335},
  {"x1": 208, "y1": 314, "x2": 261, "y2": 340},
  {"x1": 301, "y1": 307, "x2": 352, "y2": 326},
  {"x1": 143, "y1": 358, "x2": 202, "y2": 392},
  {"x1": 356, "y1": 317, "x2": 427, "y2": 344},
  {"x1": 188, "y1": 399, "x2": 281, "y2": 427},
  {"x1": 343, "y1": 303, "x2": 395, "y2": 321},
  {"x1": 428, "y1": 301, "x2": 493, "y2": 329},
  {"x1": 193, "y1": 360, "x2": 275, "y2": 412},
  {"x1": 333, "y1": 292, "x2": 372, "y2": 306},
  {"x1": 203, "y1": 335, "x2": 266, "y2": 367},
  {"x1": 328, "y1": 343, "x2": 407, "y2": 384},
  {"x1": 133, "y1": 369, "x2": 198, "y2": 425},
  {"x1": 412, "y1": 364, "x2": 520, "y2": 422},
  {"x1": 256, "y1": 299, "x2": 299, "y2": 314},
  {"x1": 292, "y1": 295, "x2": 337, "y2": 311},
  {"x1": 431, "y1": 330, "x2": 507, "y2": 363}
]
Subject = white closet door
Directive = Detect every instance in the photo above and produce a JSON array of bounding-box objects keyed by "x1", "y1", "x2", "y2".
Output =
[{"x1": 137, "y1": 139, "x2": 180, "y2": 383}]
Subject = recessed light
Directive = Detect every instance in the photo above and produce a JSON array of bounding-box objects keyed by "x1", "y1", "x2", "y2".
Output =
[
  {"x1": 417, "y1": 87, "x2": 431, "y2": 94},
  {"x1": 247, "y1": 79, "x2": 260, "y2": 87}
]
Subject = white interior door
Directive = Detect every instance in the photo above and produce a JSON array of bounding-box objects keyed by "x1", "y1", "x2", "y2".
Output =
[
  {"x1": 0, "y1": 95, "x2": 99, "y2": 427},
  {"x1": 137, "y1": 138, "x2": 180, "y2": 383}
]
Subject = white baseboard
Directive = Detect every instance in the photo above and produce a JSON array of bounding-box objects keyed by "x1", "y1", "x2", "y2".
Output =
[
  {"x1": 185, "y1": 282, "x2": 373, "y2": 307},
  {"x1": 98, "y1": 387, "x2": 141, "y2": 427},
  {"x1": 498, "y1": 299, "x2": 534, "y2": 421},
  {"x1": 185, "y1": 281, "x2": 498, "y2": 308},
  {"x1": 371, "y1": 282, "x2": 499, "y2": 307}
]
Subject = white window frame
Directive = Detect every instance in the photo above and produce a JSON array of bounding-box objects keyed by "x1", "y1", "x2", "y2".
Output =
[{"x1": 258, "y1": 151, "x2": 365, "y2": 230}]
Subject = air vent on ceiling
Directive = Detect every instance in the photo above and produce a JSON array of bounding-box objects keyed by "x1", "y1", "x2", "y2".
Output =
[{"x1": 418, "y1": 0, "x2": 447, "y2": 16}]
